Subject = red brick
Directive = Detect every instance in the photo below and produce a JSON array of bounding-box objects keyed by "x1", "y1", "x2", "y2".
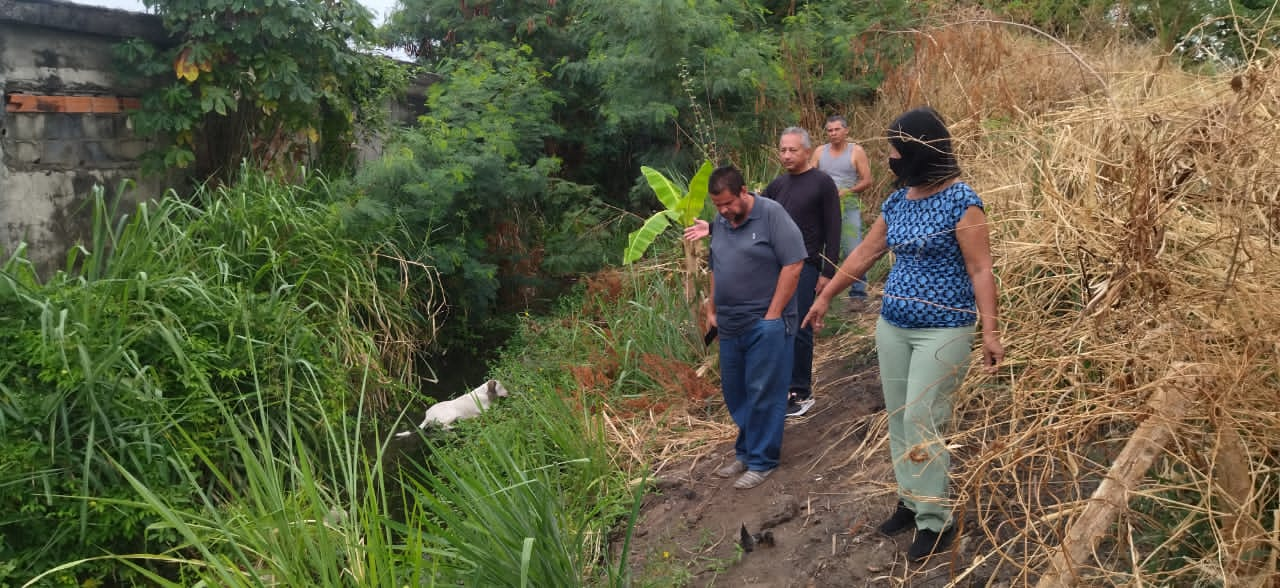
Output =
[
  {"x1": 63, "y1": 97, "x2": 93, "y2": 112},
  {"x1": 5, "y1": 94, "x2": 37, "y2": 112},
  {"x1": 89, "y1": 97, "x2": 120, "y2": 113},
  {"x1": 34, "y1": 97, "x2": 64, "y2": 112},
  {"x1": 5, "y1": 94, "x2": 144, "y2": 113}
]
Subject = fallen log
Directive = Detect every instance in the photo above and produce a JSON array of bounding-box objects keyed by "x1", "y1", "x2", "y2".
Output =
[{"x1": 1035, "y1": 363, "x2": 1201, "y2": 588}]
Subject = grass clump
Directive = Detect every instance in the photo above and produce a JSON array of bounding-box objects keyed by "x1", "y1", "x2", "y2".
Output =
[
  {"x1": 0, "y1": 170, "x2": 428, "y2": 585},
  {"x1": 399, "y1": 387, "x2": 625, "y2": 587},
  {"x1": 0, "y1": 168, "x2": 677, "y2": 587}
]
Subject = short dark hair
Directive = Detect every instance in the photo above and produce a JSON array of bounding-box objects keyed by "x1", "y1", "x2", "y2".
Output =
[
  {"x1": 825, "y1": 115, "x2": 848, "y2": 128},
  {"x1": 708, "y1": 165, "x2": 746, "y2": 196}
]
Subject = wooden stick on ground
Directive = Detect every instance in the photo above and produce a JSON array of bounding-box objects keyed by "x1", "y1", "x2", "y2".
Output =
[
  {"x1": 1035, "y1": 362, "x2": 1202, "y2": 588},
  {"x1": 1212, "y1": 404, "x2": 1272, "y2": 586}
]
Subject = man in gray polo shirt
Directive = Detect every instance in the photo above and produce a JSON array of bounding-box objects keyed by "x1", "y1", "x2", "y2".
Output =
[{"x1": 704, "y1": 165, "x2": 807, "y2": 489}]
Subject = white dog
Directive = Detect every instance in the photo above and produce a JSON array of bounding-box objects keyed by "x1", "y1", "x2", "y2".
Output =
[{"x1": 396, "y1": 379, "x2": 510, "y2": 437}]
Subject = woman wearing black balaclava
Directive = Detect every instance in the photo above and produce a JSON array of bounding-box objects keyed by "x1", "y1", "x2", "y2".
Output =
[{"x1": 802, "y1": 106, "x2": 1004, "y2": 562}]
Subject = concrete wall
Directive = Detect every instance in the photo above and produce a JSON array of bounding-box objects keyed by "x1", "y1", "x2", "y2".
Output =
[{"x1": 0, "y1": 0, "x2": 173, "y2": 273}]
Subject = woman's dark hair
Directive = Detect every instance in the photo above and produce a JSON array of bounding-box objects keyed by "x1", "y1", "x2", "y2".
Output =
[{"x1": 887, "y1": 106, "x2": 961, "y2": 187}]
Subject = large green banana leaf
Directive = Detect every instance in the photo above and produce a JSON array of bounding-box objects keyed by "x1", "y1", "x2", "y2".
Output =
[
  {"x1": 674, "y1": 160, "x2": 713, "y2": 226},
  {"x1": 623, "y1": 160, "x2": 712, "y2": 265},
  {"x1": 640, "y1": 166, "x2": 681, "y2": 211},
  {"x1": 622, "y1": 211, "x2": 675, "y2": 265}
]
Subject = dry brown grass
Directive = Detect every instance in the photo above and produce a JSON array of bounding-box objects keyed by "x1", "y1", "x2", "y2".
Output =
[{"x1": 835, "y1": 13, "x2": 1280, "y2": 586}]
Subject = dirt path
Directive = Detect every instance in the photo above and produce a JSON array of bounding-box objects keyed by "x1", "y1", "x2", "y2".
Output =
[{"x1": 624, "y1": 306, "x2": 995, "y2": 587}]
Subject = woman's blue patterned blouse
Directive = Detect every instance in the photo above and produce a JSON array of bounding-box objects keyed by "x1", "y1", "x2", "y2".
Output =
[{"x1": 879, "y1": 182, "x2": 984, "y2": 329}]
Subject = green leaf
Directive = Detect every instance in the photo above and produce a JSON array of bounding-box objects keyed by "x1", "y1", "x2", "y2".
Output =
[
  {"x1": 199, "y1": 86, "x2": 233, "y2": 116},
  {"x1": 674, "y1": 160, "x2": 712, "y2": 227},
  {"x1": 622, "y1": 211, "x2": 673, "y2": 265},
  {"x1": 640, "y1": 166, "x2": 682, "y2": 211}
]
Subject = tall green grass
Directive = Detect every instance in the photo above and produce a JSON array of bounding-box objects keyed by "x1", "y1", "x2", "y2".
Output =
[
  {"x1": 2, "y1": 170, "x2": 711, "y2": 587},
  {"x1": 398, "y1": 386, "x2": 626, "y2": 587},
  {"x1": 380, "y1": 268, "x2": 715, "y2": 587},
  {"x1": 20, "y1": 347, "x2": 639, "y2": 587},
  {"x1": 0, "y1": 172, "x2": 423, "y2": 585},
  {"x1": 25, "y1": 366, "x2": 421, "y2": 587}
]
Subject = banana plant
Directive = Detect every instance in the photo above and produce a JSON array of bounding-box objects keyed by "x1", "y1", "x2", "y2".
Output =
[
  {"x1": 622, "y1": 160, "x2": 713, "y2": 305},
  {"x1": 623, "y1": 160, "x2": 711, "y2": 264}
]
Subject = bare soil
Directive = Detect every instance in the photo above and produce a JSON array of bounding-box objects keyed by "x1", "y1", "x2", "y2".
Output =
[{"x1": 623, "y1": 305, "x2": 1001, "y2": 588}]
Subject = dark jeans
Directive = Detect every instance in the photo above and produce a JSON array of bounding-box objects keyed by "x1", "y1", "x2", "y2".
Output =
[
  {"x1": 790, "y1": 263, "x2": 818, "y2": 397},
  {"x1": 720, "y1": 317, "x2": 793, "y2": 471}
]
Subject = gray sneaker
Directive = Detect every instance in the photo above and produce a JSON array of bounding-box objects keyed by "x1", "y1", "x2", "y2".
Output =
[
  {"x1": 733, "y1": 469, "x2": 773, "y2": 489},
  {"x1": 714, "y1": 460, "x2": 747, "y2": 478}
]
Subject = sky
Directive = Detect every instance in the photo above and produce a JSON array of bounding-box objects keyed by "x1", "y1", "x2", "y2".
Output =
[{"x1": 72, "y1": 0, "x2": 402, "y2": 25}]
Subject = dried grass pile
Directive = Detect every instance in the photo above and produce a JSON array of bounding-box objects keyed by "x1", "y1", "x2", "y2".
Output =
[{"x1": 863, "y1": 17, "x2": 1280, "y2": 587}]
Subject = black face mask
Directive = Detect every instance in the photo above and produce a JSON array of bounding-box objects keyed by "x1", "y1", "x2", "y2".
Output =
[
  {"x1": 886, "y1": 107, "x2": 961, "y2": 187},
  {"x1": 888, "y1": 157, "x2": 911, "y2": 181}
]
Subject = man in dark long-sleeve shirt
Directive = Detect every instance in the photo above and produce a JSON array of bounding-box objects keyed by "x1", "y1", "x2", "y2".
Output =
[{"x1": 762, "y1": 127, "x2": 841, "y2": 417}]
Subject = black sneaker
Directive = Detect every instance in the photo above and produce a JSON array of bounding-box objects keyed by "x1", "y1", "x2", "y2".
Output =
[
  {"x1": 907, "y1": 526, "x2": 956, "y2": 562},
  {"x1": 878, "y1": 500, "x2": 915, "y2": 536},
  {"x1": 785, "y1": 391, "x2": 815, "y2": 418}
]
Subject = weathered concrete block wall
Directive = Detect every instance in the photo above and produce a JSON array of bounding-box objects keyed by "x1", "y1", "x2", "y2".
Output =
[
  {"x1": 355, "y1": 69, "x2": 436, "y2": 163},
  {"x1": 0, "y1": 0, "x2": 174, "y2": 274}
]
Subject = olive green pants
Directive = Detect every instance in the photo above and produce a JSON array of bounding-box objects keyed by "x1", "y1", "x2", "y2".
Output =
[{"x1": 875, "y1": 317, "x2": 974, "y2": 532}]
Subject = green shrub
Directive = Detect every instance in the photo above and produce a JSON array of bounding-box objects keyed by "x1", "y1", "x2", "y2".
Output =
[{"x1": 345, "y1": 43, "x2": 614, "y2": 349}]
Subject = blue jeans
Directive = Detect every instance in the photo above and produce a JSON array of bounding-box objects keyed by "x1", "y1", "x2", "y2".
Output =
[
  {"x1": 842, "y1": 201, "x2": 867, "y2": 298},
  {"x1": 719, "y1": 317, "x2": 793, "y2": 471},
  {"x1": 789, "y1": 263, "x2": 818, "y2": 396}
]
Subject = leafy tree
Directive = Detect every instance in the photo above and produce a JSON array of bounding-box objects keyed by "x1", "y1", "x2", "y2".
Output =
[
  {"x1": 380, "y1": 0, "x2": 926, "y2": 207},
  {"x1": 116, "y1": 0, "x2": 408, "y2": 180},
  {"x1": 772, "y1": 0, "x2": 916, "y2": 122},
  {"x1": 1124, "y1": 0, "x2": 1277, "y2": 65},
  {"x1": 382, "y1": 0, "x2": 581, "y2": 64},
  {"x1": 969, "y1": 0, "x2": 1276, "y2": 66},
  {"x1": 369, "y1": 1, "x2": 929, "y2": 348},
  {"x1": 970, "y1": 0, "x2": 1117, "y2": 37},
  {"x1": 347, "y1": 43, "x2": 608, "y2": 346},
  {"x1": 567, "y1": 0, "x2": 786, "y2": 159}
]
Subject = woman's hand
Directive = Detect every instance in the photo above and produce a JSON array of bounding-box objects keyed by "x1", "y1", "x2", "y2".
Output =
[
  {"x1": 802, "y1": 296, "x2": 831, "y2": 331},
  {"x1": 684, "y1": 219, "x2": 710, "y2": 241},
  {"x1": 982, "y1": 332, "x2": 1004, "y2": 374}
]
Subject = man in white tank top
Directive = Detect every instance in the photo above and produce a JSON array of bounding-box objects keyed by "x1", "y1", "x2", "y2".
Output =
[{"x1": 811, "y1": 115, "x2": 873, "y2": 304}]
